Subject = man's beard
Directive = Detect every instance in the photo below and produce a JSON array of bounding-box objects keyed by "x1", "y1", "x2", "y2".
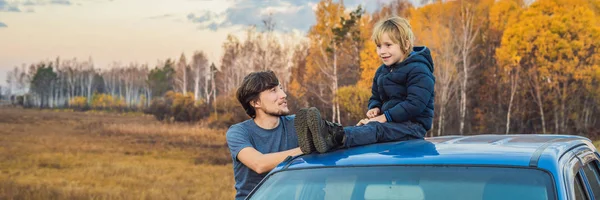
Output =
[{"x1": 265, "y1": 109, "x2": 290, "y2": 117}]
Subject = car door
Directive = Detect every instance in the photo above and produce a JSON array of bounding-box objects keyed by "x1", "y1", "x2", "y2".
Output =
[
  {"x1": 577, "y1": 148, "x2": 600, "y2": 200},
  {"x1": 565, "y1": 145, "x2": 591, "y2": 200}
]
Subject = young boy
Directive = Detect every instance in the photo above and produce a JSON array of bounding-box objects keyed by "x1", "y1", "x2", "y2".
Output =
[{"x1": 295, "y1": 16, "x2": 435, "y2": 154}]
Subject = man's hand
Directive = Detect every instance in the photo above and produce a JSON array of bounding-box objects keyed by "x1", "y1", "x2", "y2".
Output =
[{"x1": 366, "y1": 108, "x2": 381, "y2": 119}]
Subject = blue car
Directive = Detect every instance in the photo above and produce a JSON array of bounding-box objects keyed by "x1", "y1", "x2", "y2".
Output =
[{"x1": 247, "y1": 134, "x2": 600, "y2": 200}]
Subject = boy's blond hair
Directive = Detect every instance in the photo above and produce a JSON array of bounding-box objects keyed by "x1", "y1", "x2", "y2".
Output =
[{"x1": 372, "y1": 16, "x2": 415, "y2": 55}]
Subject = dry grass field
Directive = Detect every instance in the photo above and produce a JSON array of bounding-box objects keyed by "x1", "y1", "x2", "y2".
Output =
[{"x1": 0, "y1": 107, "x2": 235, "y2": 199}]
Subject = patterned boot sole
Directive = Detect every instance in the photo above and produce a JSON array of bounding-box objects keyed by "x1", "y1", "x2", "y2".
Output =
[
  {"x1": 307, "y1": 107, "x2": 330, "y2": 153},
  {"x1": 295, "y1": 108, "x2": 315, "y2": 154}
]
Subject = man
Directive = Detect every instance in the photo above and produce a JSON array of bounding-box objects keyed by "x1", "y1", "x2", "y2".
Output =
[{"x1": 226, "y1": 70, "x2": 302, "y2": 200}]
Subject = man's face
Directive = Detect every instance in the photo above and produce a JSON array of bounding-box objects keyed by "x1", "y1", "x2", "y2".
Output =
[{"x1": 254, "y1": 85, "x2": 289, "y2": 117}]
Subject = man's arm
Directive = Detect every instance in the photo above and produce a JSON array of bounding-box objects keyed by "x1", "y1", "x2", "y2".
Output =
[{"x1": 237, "y1": 147, "x2": 302, "y2": 174}]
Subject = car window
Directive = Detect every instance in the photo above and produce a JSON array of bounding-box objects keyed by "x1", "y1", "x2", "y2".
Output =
[
  {"x1": 582, "y1": 161, "x2": 600, "y2": 199},
  {"x1": 249, "y1": 166, "x2": 556, "y2": 200},
  {"x1": 575, "y1": 172, "x2": 588, "y2": 200}
]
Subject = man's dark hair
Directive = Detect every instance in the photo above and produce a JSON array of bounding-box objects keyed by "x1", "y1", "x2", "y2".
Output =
[{"x1": 236, "y1": 70, "x2": 280, "y2": 118}]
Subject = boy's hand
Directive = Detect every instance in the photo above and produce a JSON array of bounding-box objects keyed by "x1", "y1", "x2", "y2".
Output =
[
  {"x1": 356, "y1": 115, "x2": 387, "y2": 126},
  {"x1": 366, "y1": 108, "x2": 381, "y2": 119},
  {"x1": 356, "y1": 118, "x2": 370, "y2": 126}
]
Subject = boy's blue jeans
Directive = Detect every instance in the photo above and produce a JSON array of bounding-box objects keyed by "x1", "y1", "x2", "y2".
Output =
[{"x1": 343, "y1": 121, "x2": 427, "y2": 148}]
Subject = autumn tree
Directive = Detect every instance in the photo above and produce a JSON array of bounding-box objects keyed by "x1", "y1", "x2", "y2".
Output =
[
  {"x1": 337, "y1": 85, "x2": 370, "y2": 124},
  {"x1": 496, "y1": 0, "x2": 600, "y2": 134},
  {"x1": 216, "y1": 35, "x2": 243, "y2": 96},
  {"x1": 410, "y1": 1, "x2": 461, "y2": 136},
  {"x1": 452, "y1": 0, "x2": 481, "y2": 135},
  {"x1": 287, "y1": 39, "x2": 309, "y2": 111},
  {"x1": 485, "y1": 0, "x2": 524, "y2": 134},
  {"x1": 305, "y1": 0, "x2": 367, "y2": 123},
  {"x1": 175, "y1": 53, "x2": 189, "y2": 95},
  {"x1": 147, "y1": 59, "x2": 175, "y2": 98},
  {"x1": 30, "y1": 64, "x2": 57, "y2": 108},
  {"x1": 357, "y1": 12, "x2": 380, "y2": 88},
  {"x1": 191, "y1": 51, "x2": 209, "y2": 102}
]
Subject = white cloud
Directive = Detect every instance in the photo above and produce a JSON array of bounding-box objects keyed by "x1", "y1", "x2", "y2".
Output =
[
  {"x1": 259, "y1": 5, "x2": 302, "y2": 16},
  {"x1": 0, "y1": 0, "x2": 21, "y2": 12},
  {"x1": 187, "y1": 0, "x2": 318, "y2": 33}
]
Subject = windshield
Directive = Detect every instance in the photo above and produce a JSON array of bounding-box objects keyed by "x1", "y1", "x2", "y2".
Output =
[{"x1": 249, "y1": 166, "x2": 555, "y2": 200}]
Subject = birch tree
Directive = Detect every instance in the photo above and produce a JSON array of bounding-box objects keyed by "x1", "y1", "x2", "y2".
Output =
[
  {"x1": 411, "y1": 1, "x2": 460, "y2": 136},
  {"x1": 176, "y1": 53, "x2": 188, "y2": 95},
  {"x1": 457, "y1": 0, "x2": 480, "y2": 135},
  {"x1": 305, "y1": 0, "x2": 346, "y2": 123},
  {"x1": 191, "y1": 51, "x2": 208, "y2": 101}
]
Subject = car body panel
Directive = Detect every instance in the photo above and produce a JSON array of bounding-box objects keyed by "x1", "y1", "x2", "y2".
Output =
[{"x1": 250, "y1": 134, "x2": 599, "y2": 200}]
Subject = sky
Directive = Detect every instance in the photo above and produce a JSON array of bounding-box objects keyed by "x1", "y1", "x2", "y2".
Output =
[{"x1": 0, "y1": 0, "x2": 416, "y2": 86}]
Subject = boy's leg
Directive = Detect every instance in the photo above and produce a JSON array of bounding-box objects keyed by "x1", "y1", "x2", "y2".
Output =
[
  {"x1": 304, "y1": 107, "x2": 426, "y2": 153},
  {"x1": 343, "y1": 121, "x2": 426, "y2": 148},
  {"x1": 306, "y1": 107, "x2": 345, "y2": 153},
  {"x1": 295, "y1": 108, "x2": 316, "y2": 154}
]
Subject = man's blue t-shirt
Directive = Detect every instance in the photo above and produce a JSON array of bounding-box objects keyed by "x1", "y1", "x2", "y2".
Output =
[{"x1": 226, "y1": 115, "x2": 298, "y2": 200}]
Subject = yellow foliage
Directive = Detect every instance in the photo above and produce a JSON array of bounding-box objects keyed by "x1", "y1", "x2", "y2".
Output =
[
  {"x1": 493, "y1": 0, "x2": 600, "y2": 133},
  {"x1": 489, "y1": 0, "x2": 523, "y2": 33},
  {"x1": 138, "y1": 94, "x2": 147, "y2": 110},
  {"x1": 358, "y1": 13, "x2": 381, "y2": 89},
  {"x1": 68, "y1": 96, "x2": 87, "y2": 108},
  {"x1": 206, "y1": 93, "x2": 247, "y2": 128},
  {"x1": 410, "y1": 2, "x2": 460, "y2": 107},
  {"x1": 336, "y1": 85, "x2": 371, "y2": 123},
  {"x1": 288, "y1": 79, "x2": 306, "y2": 101},
  {"x1": 358, "y1": 41, "x2": 379, "y2": 89},
  {"x1": 156, "y1": 91, "x2": 210, "y2": 122},
  {"x1": 496, "y1": 0, "x2": 600, "y2": 90},
  {"x1": 305, "y1": 0, "x2": 345, "y2": 91},
  {"x1": 91, "y1": 93, "x2": 126, "y2": 110}
]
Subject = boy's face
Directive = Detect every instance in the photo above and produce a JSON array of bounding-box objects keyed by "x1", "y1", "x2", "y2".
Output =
[
  {"x1": 376, "y1": 32, "x2": 407, "y2": 66},
  {"x1": 254, "y1": 84, "x2": 289, "y2": 117}
]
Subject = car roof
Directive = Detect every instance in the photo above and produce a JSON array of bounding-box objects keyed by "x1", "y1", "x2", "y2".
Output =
[{"x1": 277, "y1": 134, "x2": 595, "y2": 171}]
